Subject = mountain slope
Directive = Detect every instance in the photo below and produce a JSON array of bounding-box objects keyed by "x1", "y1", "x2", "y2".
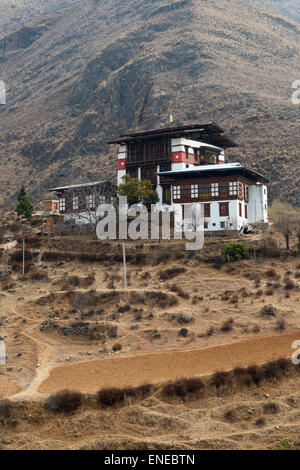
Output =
[
  {"x1": 0, "y1": 0, "x2": 77, "y2": 33},
  {"x1": 258, "y1": 0, "x2": 300, "y2": 24},
  {"x1": 0, "y1": 0, "x2": 299, "y2": 206}
]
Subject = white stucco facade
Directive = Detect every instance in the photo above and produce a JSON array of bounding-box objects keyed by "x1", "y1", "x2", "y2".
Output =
[{"x1": 116, "y1": 135, "x2": 269, "y2": 232}]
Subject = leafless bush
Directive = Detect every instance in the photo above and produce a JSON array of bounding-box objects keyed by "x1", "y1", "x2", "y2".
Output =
[
  {"x1": 221, "y1": 318, "x2": 234, "y2": 333},
  {"x1": 158, "y1": 267, "x2": 186, "y2": 281},
  {"x1": 211, "y1": 371, "x2": 230, "y2": 389},
  {"x1": 0, "y1": 400, "x2": 12, "y2": 419},
  {"x1": 46, "y1": 390, "x2": 83, "y2": 413},
  {"x1": 162, "y1": 377, "x2": 204, "y2": 399},
  {"x1": 26, "y1": 270, "x2": 48, "y2": 281},
  {"x1": 263, "y1": 402, "x2": 279, "y2": 414},
  {"x1": 275, "y1": 320, "x2": 286, "y2": 331},
  {"x1": 98, "y1": 384, "x2": 151, "y2": 407},
  {"x1": 69, "y1": 290, "x2": 97, "y2": 318},
  {"x1": 255, "y1": 417, "x2": 265, "y2": 427},
  {"x1": 284, "y1": 278, "x2": 296, "y2": 290}
]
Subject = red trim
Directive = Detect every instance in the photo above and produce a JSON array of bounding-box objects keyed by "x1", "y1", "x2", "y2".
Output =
[
  {"x1": 172, "y1": 151, "x2": 197, "y2": 164},
  {"x1": 118, "y1": 159, "x2": 126, "y2": 170}
]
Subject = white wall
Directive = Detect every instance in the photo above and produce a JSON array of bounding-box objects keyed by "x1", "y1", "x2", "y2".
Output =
[
  {"x1": 117, "y1": 169, "x2": 126, "y2": 186},
  {"x1": 248, "y1": 184, "x2": 268, "y2": 224}
]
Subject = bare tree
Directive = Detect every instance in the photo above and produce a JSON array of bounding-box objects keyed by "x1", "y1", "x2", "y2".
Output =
[
  {"x1": 294, "y1": 214, "x2": 300, "y2": 251},
  {"x1": 271, "y1": 200, "x2": 295, "y2": 250},
  {"x1": 69, "y1": 290, "x2": 96, "y2": 319},
  {"x1": 68, "y1": 182, "x2": 116, "y2": 238}
]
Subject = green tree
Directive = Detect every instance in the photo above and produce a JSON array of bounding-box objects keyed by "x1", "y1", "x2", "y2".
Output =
[
  {"x1": 16, "y1": 186, "x2": 33, "y2": 221},
  {"x1": 118, "y1": 175, "x2": 159, "y2": 205},
  {"x1": 272, "y1": 439, "x2": 294, "y2": 450},
  {"x1": 224, "y1": 241, "x2": 248, "y2": 262}
]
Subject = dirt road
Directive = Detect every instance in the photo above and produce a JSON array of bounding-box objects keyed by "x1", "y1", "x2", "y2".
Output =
[{"x1": 38, "y1": 330, "x2": 300, "y2": 395}]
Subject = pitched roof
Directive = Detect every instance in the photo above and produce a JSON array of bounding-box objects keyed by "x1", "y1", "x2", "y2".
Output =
[
  {"x1": 49, "y1": 181, "x2": 106, "y2": 191},
  {"x1": 107, "y1": 122, "x2": 238, "y2": 148},
  {"x1": 158, "y1": 162, "x2": 270, "y2": 184}
]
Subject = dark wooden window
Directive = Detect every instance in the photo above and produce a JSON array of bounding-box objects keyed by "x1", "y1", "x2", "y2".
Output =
[
  {"x1": 245, "y1": 205, "x2": 248, "y2": 219},
  {"x1": 204, "y1": 204, "x2": 211, "y2": 217},
  {"x1": 160, "y1": 162, "x2": 171, "y2": 172},
  {"x1": 141, "y1": 166, "x2": 156, "y2": 183},
  {"x1": 219, "y1": 183, "x2": 229, "y2": 197},
  {"x1": 199, "y1": 184, "x2": 211, "y2": 199},
  {"x1": 185, "y1": 147, "x2": 189, "y2": 160},
  {"x1": 128, "y1": 138, "x2": 170, "y2": 164},
  {"x1": 219, "y1": 202, "x2": 229, "y2": 217},
  {"x1": 220, "y1": 221, "x2": 226, "y2": 229},
  {"x1": 204, "y1": 221, "x2": 208, "y2": 229},
  {"x1": 239, "y1": 202, "x2": 242, "y2": 217},
  {"x1": 127, "y1": 167, "x2": 138, "y2": 178}
]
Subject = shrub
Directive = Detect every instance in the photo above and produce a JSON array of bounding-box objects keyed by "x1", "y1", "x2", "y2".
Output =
[
  {"x1": 46, "y1": 390, "x2": 83, "y2": 413},
  {"x1": 205, "y1": 326, "x2": 214, "y2": 337},
  {"x1": 27, "y1": 270, "x2": 48, "y2": 281},
  {"x1": 246, "y1": 365, "x2": 262, "y2": 386},
  {"x1": 263, "y1": 361, "x2": 280, "y2": 380},
  {"x1": 252, "y1": 324, "x2": 261, "y2": 333},
  {"x1": 224, "y1": 242, "x2": 248, "y2": 262},
  {"x1": 265, "y1": 269, "x2": 279, "y2": 280},
  {"x1": 0, "y1": 400, "x2": 12, "y2": 419},
  {"x1": 263, "y1": 402, "x2": 279, "y2": 414},
  {"x1": 273, "y1": 439, "x2": 294, "y2": 450},
  {"x1": 98, "y1": 388, "x2": 125, "y2": 407},
  {"x1": 284, "y1": 278, "x2": 296, "y2": 290},
  {"x1": 112, "y1": 343, "x2": 122, "y2": 352},
  {"x1": 255, "y1": 417, "x2": 265, "y2": 427},
  {"x1": 277, "y1": 358, "x2": 289, "y2": 371},
  {"x1": 163, "y1": 377, "x2": 204, "y2": 399},
  {"x1": 221, "y1": 318, "x2": 234, "y2": 333},
  {"x1": 275, "y1": 320, "x2": 286, "y2": 331},
  {"x1": 211, "y1": 371, "x2": 230, "y2": 389},
  {"x1": 158, "y1": 267, "x2": 186, "y2": 281},
  {"x1": 224, "y1": 410, "x2": 236, "y2": 423},
  {"x1": 98, "y1": 384, "x2": 151, "y2": 407}
]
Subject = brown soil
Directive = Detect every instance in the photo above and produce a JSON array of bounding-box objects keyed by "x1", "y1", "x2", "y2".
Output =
[{"x1": 39, "y1": 331, "x2": 300, "y2": 394}]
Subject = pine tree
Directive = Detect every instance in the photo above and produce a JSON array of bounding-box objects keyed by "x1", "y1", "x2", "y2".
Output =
[{"x1": 16, "y1": 186, "x2": 33, "y2": 221}]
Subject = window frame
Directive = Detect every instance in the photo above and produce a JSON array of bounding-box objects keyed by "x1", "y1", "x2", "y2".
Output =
[
  {"x1": 173, "y1": 185, "x2": 181, "y2": 200},
  {"x1": 59, "y1": 198, "x2": 66, "y2": 212},
  {"x1": 219, "y1": 202, "x2": 229, "y2": 217},
  {"x1": 191, "y1": 184, "x2": 198, "y2": 199}
]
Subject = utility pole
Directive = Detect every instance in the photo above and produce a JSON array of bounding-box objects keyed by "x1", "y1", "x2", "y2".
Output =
[
  {"x1": 22, "y1": 238, "x2": 25, "y2": 276},
  {"x1": 122, "y1": 243, "x2": 127, "y2": 288}
]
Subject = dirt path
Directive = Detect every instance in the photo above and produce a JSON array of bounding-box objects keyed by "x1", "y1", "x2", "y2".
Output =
[
  {"x1": 38, "y1": 330, "x2": 300, "y2": 395},
  {"x1": 8, "y1": 308, "x2": 54, "y2": 400}
]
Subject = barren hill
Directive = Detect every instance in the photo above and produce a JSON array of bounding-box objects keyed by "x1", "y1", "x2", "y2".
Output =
[{"x1": 0, "y1": 0, "x2": 299, "y2": 206}]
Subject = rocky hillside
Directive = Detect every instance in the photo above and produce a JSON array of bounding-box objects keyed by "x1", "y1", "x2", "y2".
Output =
[
  {"x1": 0, "y1": 0, "x2": 299, "y2": 206},
  {"x1": 259, "y1": 0, "x2": 300, "y2": 24},
  {"x1": 0, "y1": 0, "x2": 77, "y2": 33}
]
